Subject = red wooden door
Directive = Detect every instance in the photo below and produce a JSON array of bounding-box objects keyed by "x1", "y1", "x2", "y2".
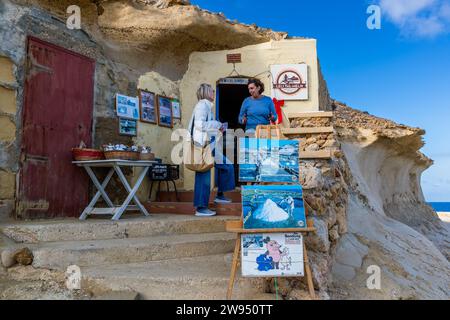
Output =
[{"x1": 18, "y1": 37, "x2": 95, "y2": 219}]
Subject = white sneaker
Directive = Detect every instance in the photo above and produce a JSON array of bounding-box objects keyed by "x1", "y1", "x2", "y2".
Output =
[
  {"x1": 195, "y1": 208, "x2": 217, "y2": 217},
  {"x1": 214, "y1": 196, "x2": 232, "y2": 204}
]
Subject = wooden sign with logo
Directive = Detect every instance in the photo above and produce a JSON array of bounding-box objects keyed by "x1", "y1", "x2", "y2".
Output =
[{"x1": 271, "y1": 64, "x2": 308, "y2": 100}]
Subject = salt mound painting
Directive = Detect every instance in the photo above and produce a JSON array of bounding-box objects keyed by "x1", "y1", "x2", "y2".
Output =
[
  {"x1": 239, "y1": 138, "x2": 299, "y2": 183},
  {"x1": 242, "y1": 185, "x2": 306, "y2": 229}
]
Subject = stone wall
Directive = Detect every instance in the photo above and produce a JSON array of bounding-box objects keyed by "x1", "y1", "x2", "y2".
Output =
[
  {"x1": 0, "y1": 0, "x2": 144, "y2": 218},
  {"x1": 0, "y1": 49, "x2": 18, "y2": 221},
  {"x1": 289, "y1": 116, "x2": 338, "y2": 153},
  {"x1": 261, "y1": 113, "x2": 349, "y2": 299},
  {"x1": 0, "y1": 0, "x2": 287, "y2": 217},
  {"x1": 317, "y1": 59, "x2": 331, "y2": 111}
]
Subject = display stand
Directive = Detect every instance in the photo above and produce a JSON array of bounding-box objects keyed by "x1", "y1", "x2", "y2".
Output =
[{"x1": 226, "y1": 125, "x2": 317, "y2": 300}]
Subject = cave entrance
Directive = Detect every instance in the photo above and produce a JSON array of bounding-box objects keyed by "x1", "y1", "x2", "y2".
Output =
[{"x1": 216, "y1": 77, "x2": 250, "y2": 187}]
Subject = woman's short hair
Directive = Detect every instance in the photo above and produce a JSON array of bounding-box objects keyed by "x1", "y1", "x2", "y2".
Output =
[
  {"x1": 196, "y1": 83, "x2": 214, "y2": 101},
  {"x1": 248, "y1": 78, "x2": 265, "y2": 94}
]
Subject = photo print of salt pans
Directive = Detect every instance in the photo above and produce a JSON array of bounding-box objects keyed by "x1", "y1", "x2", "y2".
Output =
[
  {"x1": 242, "y1": 185, "x2": 306, "y2": 229},
  {"x1": 239, "y1": 138, "x2": 299, "y2": 183},
  {"x1": 241, "y1": 232, "x2": 304, "y2": 277}
]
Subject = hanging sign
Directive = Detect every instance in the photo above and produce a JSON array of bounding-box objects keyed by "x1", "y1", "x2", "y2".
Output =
[
  {"x1": 271, "y1": 64, "x2": 308, "y2": 100},
  {"x1": 219, "y1": 78, "x2": 249, "y2": 85},
  {"x1": 227, "y1": 53, "x2": 242, "y2": 63}
]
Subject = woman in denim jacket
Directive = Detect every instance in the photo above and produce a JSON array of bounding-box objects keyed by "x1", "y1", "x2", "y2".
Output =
[{"x1": 188, "y1": 84, "x2": 235, "y2": 216}]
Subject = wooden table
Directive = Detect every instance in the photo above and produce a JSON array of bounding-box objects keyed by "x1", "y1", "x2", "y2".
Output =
[{"x1": 73, "y1": 160, "x2": 157, "y2": 220}]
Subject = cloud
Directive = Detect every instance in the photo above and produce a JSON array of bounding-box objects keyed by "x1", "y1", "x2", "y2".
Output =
[{"x1": 378, "y1": 0, "x2": 450, "y2": 38}]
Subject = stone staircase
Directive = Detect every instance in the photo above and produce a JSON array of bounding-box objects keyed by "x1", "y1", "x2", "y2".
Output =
[
  {"x1": 0, "y1": 214, "x2": 269, "y2": 300},
  {"x1": 146, "y1": 190, "x2": 242, "y2": 216}
]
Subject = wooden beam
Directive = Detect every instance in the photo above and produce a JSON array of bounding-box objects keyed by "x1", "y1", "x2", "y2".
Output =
[
  {"x1": 282, "y1": 127, "x2": 334, "y2": 135},
  {"x1": 300, "y1": 150, "x2": 332, "y2": 159},
  {"x1": 288, "y1": 111, "x2": 333, "y2": 119}
]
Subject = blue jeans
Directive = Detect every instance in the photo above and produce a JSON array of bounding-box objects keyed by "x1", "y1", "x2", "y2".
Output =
[
  {"x1": 193, "y1": 164, "x2": 235, "y2": 208},
  {"x1": 193, "y1": 135, "x2": 236, "y2": 208}
]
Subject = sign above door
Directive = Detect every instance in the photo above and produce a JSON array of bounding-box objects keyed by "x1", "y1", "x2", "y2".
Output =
[
  {"x1": 218, "y1": 78, "x2": 249, "y2": 85},
  {"x1": 271, "y1": 64, "x2": 308, "y2": 101}
]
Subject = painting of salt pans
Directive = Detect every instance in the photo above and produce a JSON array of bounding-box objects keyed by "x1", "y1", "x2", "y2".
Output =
[
  {"x1": 241, "y1": 232, "x2": 304, "y2": 277},
  {"x1": 242, "y1": 185, "x2": 306, "y2": 229},
  {"x1": 239, "y1": 138, "x2": 299, "y2": 183}
]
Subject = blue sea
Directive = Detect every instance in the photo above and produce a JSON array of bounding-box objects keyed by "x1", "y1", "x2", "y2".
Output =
[{"x1": 428, "y1": 202, "x2": 450, "y2": 212}]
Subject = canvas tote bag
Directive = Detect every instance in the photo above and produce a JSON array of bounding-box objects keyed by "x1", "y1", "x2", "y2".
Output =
[{"x1": 183, "y1": 114, "x2": 214, "y2": 172}]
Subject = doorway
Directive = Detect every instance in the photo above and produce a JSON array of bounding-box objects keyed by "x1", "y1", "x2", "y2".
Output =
[
  {"x1": 18, "y1": 37, "x2": 95, "y2": 219},
  {"x1": 216, "y1": 77, "x2": 250, "y2": 186}
]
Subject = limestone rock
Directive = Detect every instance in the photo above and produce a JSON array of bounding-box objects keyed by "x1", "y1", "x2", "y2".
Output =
[
  {"x1": 305, "y1": 218, "x2": 330, "y2": 253},
  {"x1": 334, "y1": 234, "x2": 368, "y2": 269},
  {"x1": 329, "y1": 225, "x2": 340, "y2": 242},
  {"x1": 305, "y1": 137, "x2": 317, "y2": 144},
  {"x1": 323, "y1": 139, "x2": 338, "y2": 148},
  {"x1": 331, "y1": 262, "x2": 356, "y2": 281},
  {"x1": 93, "y1": 290, "x2": 140, "y2": 300},
  {"x1": 1, "y1": 249, "x2": 16, "y2": 268},
  {"x1": 14, "y1": 248, "x2": 33, "y2": 266},
  {"x1": 335, "y1": 204, "x2": 347, "y2": 235},
  {"x1": 287, "y1": 289, "x2": 313, "y2": 300},
  {"x1": 308, "y1": 251, "x2": 330, "y2": 291},
  {"x1": 300, "y1": 166, "x2": 323, "y2": 189},
  {"x1": 305, "y1": 143, "x2": 319, "y2": 152}
]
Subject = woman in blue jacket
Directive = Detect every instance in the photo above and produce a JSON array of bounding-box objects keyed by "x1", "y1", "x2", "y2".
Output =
[{"x1": 238, "y1": 78, "x2": 277, "y2": 132}]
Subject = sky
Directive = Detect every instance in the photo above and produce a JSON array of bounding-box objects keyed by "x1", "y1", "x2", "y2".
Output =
[{"x1": 191, "y1": 0, "x2": 450, "y2": 202}]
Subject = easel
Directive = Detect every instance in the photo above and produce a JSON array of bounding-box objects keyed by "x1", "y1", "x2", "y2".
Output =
[{"x1": 226, "y1": 125, "x2": 317, "y2": 300}]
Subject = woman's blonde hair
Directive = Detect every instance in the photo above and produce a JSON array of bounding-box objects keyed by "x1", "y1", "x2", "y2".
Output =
[{"x1": 196, "y1": 83, "x2": 214, "y2": 101}]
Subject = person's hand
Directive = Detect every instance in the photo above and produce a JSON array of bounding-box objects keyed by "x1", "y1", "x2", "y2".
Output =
[{"x1": 242, "y1": 116, "x2": 247, "y2": 125}]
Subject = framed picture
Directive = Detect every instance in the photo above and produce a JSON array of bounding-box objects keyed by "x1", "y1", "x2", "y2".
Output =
[
  {"x1": 118, "y1": 118, "x2": 137, "y2": 136},
  {"x1": 116, "y1": 93, "x2": 140, "y2": 120},
  {"x1": 157, "y1": 95, "x2": 173, "y2": 128},
  {"x1": 171, "y1": 98, "x2": 181, "y2": 119},
  {"x1": 139, "y1": 90, "x2": 157, "y2": 124},
  {"x1": 241, "y1": 185, "x2": 306, "y2": 229},
  {"x1": 241, "y1": 232, "x2": 304, "y2": 277},
  {"x1": 239, "y1": 138, "x2": 299, "y2": 183}
]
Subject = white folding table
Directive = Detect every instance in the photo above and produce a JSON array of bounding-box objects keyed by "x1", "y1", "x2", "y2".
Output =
[{"x1": 73, "y1": 160, "x2": 156, "y2": 220}]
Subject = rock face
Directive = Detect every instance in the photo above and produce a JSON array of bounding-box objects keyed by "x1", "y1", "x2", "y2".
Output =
[
  {"x1": 0, "y1": 0, "x2": 448, "y2": 300},
  {"x1": 330, "y1": 101, "x2": 450, "y2": 299}
]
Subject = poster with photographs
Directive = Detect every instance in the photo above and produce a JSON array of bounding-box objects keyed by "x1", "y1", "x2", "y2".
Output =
[
  {"x1": 139, "y1": 90, "x2": 157, "y2": 124},
  {"x1": 157, "y1": 95, "x2": 173, "y2": 128},
  {"x1": 116, "y1": 93, "x2": 139, "y2": 120},
  {"x1": 171, "y1": 98, "x2": 181, "y2": 119},
  {"x1": 119, "y1": 118, "x2": 137, "y2": 136},
  {"x1": 241, "y1": 232, "x2": 304, "y2": 277},
  {"x1": 239, "y1": 138, "x2": 299, "y2": 183},
  {"x1": 241, "y1": 185, "x2": 306, "y2": 229}
]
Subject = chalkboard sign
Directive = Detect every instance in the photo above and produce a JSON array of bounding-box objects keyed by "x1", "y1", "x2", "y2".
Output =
[{"x1": 149, "y1": 164, "x2": 179, "y2": 181}]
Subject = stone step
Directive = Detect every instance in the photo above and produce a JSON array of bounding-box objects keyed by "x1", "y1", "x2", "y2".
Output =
[
  {"x1": 81, "y1": 254, "x2": 271, "y2": 300},
  {"x1": 0, "y1": 214, "x2": 238, "y2": 243},
  {"x1": 93, "y1": 290, "x2": 141, "y2": 300},
  {"x1": 156, "y1": 190, "x2": 242, "y2": 203},
  {"x1": 30, "y1": 232, "x2": 236, "y2": 270},
  {"x1": 147, "y1": 202, "x2": 241, "y2": 216}
]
